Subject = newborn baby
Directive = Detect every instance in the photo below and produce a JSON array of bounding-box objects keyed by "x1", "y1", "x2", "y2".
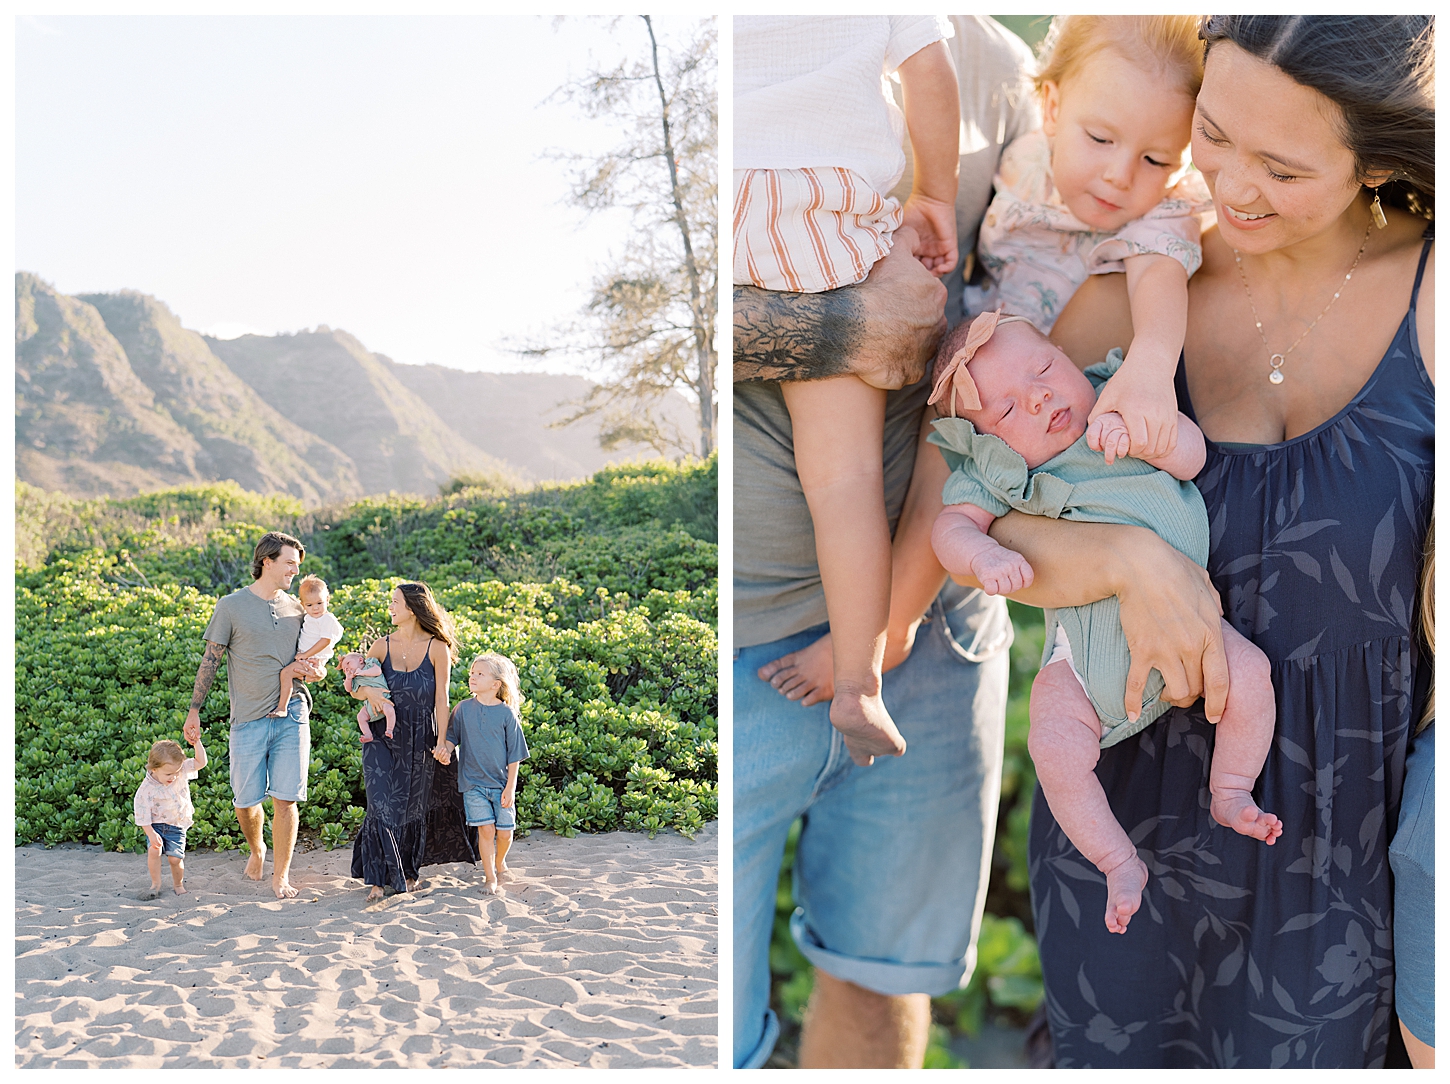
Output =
[
  {"x1": 927, "y1": 311, "x2": 1281, "y2": 934},
  {"x1": 340, "y1": 652, "x2": 396, "y2": 743}
]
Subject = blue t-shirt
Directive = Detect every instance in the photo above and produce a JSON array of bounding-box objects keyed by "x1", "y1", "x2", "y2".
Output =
[{"x1": 445, "y1": 699, "x2": 529, "y2": 791}]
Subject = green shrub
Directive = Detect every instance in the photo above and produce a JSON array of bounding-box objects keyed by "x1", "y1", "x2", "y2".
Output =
[{"x1": 16, "y1": 460, "x2": 717, "y2": 849}]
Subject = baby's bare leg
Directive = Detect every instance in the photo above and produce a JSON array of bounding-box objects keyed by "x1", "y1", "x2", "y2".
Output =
[
  {"x1": 361, "y1": 689, "x2": 395, "y2": 738},
  {"x1": 781, "y1": 375, "x2": 904, "y2": 766},
  {"x1": 356, "y1": 704, "x2": 373, "y2": 743},
  {"x1": 273, "y1": 663, "x2": 301, "y2": 716},
  {"x1": 1029, "y1": 661, "x2": 1148, "y2": 935},
  {"x1": 169, "y1": 855, "x2": 186, "y2": 894},
  {"x1": 1209, "y1": 620, "x2": 1282, "y2": 844}
]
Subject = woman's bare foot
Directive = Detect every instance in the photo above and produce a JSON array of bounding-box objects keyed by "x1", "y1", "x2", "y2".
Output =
[
  {"x1": 1102, "y1": 854, "x2": 1149, "y2": 934},
  {"x1": 1211, "y1": 791, "x2": 1283, "y2": 844},
  {"x1": 829, "y1": 688, "x2": 907, "y2": 766},
  {"x1": 244, "y1": 844, "x2": 267, "y2": 881},
  {"x1": 365, "y1": 885, "x2": 384, "y2": 902},
  {"x1": 405, "y1": 878, "x2": 420, "y2": 893},
  {"x1": 484, "y1": 880, "x2": 505, "y2": 896}
]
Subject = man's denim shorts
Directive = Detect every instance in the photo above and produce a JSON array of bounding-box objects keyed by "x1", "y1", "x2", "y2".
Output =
[
  {"x1": 230, "y1": 694, "x2": 310, "y2": 808},
  {"x1": 150, "y1": 823, "x2": 186, "y2": 858},
  {"x1": 463, "y1": 784, "x2": 515, "y2": 830}
]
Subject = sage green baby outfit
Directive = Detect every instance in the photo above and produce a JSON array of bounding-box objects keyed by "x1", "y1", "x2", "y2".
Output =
[{"x1": 928, "y1": 349, "x2": 1209, "y2": 747}]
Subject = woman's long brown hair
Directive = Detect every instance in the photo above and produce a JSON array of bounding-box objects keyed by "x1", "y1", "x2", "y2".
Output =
[{"x1": 395, "y1": 581, "x2": 459, "y2": 663}]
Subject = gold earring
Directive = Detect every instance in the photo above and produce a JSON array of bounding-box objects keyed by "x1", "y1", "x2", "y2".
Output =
[{"x1": 1370, "y1": 185, "x2": 1388, "y2": 230}]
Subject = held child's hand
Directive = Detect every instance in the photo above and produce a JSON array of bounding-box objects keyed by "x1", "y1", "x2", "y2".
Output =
[
  {"x1": 1086, "y1": 412, "x2": 1132, "y2": 465},
  {"x1": 901, "y1": 194, "x2": 959, "y2": 277},
  {"x1": 969, "y1": 543, "x2": 1034, "y2": 596},
  {"x1": 1088, "y1": 365, "x2": 1180, "y2": 460}
]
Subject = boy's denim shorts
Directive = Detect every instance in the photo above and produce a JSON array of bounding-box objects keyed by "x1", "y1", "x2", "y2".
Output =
[
  {"x1": 463, "y1": 784, "x2": 515, "y2": 830},
  {"x1": 150, "y1": 823, "x2": 186, "y2": 858},
  {"x1": 229, "y1": 695, "x2": 310, "y2": 808},
  {"x1": 733, "y1": 584, "x2": 1012, "y2": 1068}
]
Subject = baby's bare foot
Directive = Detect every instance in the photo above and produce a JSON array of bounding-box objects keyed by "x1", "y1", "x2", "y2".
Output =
[
  {"x1": 830, "y1": 691, "x2": 906, "y2": 766},
  {"x1": 1102, "y1": 854, "x2": 1149, "y2": 935},
  {"x1": 359, "y1": 730, "x2": 373, "y2": 744},
  {"x1": 141, "y1": 885, "x2": 162, "y2": 901},
  {"x1": 1212, "y1": 791, "x2": 1283, "y2": 844},
  {"x1": 244, "y1": 846, "x2": 267, "y2": 881},
  {"x1": 173, "y1": 884, "x2": 187, "y2": 895}
]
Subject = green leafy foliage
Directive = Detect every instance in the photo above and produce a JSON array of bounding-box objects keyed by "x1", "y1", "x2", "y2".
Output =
[{"x1": 16, "y1": 459, "x2": 716, "y2": 851}]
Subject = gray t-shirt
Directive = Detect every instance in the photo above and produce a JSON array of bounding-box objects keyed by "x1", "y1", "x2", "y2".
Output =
[
  {"x1": 203, "y1": 587, "x2": 310, "y2": 725},
  {"x1": 735, "y1": 16, "x2": 1038, "y2": 649},
  {"x1": 446, "y1": 699, "x2": 530, "y2": 791}
]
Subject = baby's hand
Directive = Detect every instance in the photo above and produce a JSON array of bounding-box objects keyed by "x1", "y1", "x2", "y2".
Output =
[
  {"x1": 1086, "y1": 411, "x2": 1132, "y2": 465},
  {"x1": 145, "y1": 829, "x2": 162, "y2": 853},
  {"x1": 901, "y1": 194, "x2": 958, "y2": 277},
  {"x1": 970, "y1": 544, "x2": 1034, "y2": 596},
  {"x1": 1088, "y1": 369, "x2": 1179, "y2": 460}
]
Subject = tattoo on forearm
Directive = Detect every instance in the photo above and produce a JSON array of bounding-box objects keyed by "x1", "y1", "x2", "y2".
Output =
[
  {"x1": 733, "y1": 285, "x2": 863, "y2": 383},
  {"x1": 190, "y1": 642, "x2": 226, "y2": 712}
]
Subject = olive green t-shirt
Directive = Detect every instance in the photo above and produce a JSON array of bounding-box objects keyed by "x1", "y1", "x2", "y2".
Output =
[{"x1": 203, "y1": 587, "x2": 310, "y2": 725}]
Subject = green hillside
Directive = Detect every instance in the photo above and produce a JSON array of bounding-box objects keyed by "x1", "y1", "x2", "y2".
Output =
[{"x1": 16, "y1": 458, "x2": 717, "y2": 852}]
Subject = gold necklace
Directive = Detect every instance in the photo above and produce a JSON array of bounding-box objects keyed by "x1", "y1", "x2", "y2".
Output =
[{"x1": 1233, "y1": 218, "x2": 1373, "y2": 385}]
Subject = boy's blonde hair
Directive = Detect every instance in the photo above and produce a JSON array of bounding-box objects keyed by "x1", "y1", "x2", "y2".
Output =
[
  {"x1": 148, "y1": 739, "x2": 186, "y2": 770},
  {"x1": 298, "y1": 574, "x2": 329, "y2": 602},
  {"x1": 1035, "y1": 16, "x2": 1206, "y2": 102},
  {"x1": 472, "y1": 652, "x2": 523, "y2": 710}
]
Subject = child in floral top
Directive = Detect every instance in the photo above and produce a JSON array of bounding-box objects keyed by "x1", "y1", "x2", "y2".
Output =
[
  {"x1": 133, "y1": 736, "x2": 207, "y2": 898},
  {"x1": 975, "y1": 15, "x2": 1213, "y2": 465}
]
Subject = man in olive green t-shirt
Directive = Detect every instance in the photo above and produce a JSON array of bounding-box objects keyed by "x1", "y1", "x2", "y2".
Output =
[{"x1": 183, "y1": 531, "x2": 322, "y2": 899}]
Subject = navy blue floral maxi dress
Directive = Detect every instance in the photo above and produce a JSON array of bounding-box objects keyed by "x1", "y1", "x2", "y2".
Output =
[
  {"x1": 1029, "y1": 235, "x2": 1434, "y2": 1068},
  {"x1": 351, "y1": 638, "x2": 475, "y2": 892}
]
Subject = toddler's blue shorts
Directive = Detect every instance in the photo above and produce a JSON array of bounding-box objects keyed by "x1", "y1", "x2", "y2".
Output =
[
  {"x1": 462, "y1": 785, "x2": 515, "y2": 830},
  {"x1": 150, "y1": 823, "x2": 186, "y2": 858}
]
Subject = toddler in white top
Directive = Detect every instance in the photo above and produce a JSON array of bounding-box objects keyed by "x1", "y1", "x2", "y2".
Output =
[
  {"x1": 733, "y1": 16, "x2": 961, "y2": 765},
  {"x1": 976, "y1": 15, "x2": 1214, "y2": 465},
  {"x1": 134, "y1": 737, "x2": 207, "y2": 898},
  {"x1": 272, "y1": 574, "x2": 343, "y2": 717}
]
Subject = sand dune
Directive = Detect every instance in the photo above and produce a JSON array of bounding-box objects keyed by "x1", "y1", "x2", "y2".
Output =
[{"x1": 15, "y1": 825, "x2": 717, "y2": 1068}]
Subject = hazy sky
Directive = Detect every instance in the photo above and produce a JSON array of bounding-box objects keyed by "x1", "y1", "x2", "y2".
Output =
[{"x1": 17, "y1": 15, "x2": 706, "y2": 375}]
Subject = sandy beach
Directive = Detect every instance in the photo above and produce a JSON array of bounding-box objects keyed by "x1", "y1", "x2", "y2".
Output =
[{"x1": 15, "y1": 824, "x2": 717, "y2": 1068}]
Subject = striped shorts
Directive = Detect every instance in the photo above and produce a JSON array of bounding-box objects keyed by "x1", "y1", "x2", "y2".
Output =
[{"x1": 733, "y1": 166, "x2": 902, "y2": 294}]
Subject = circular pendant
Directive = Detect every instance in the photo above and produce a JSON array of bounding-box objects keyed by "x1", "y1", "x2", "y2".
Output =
[
  {"x1": 1269, "y1": 370, "x2": 1284, "y2": 384},
  {"x1": 1268, "y1": 353, "x2": 1286, "y2": 385}
]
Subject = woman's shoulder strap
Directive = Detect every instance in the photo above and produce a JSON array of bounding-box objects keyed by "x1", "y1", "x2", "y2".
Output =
[{"x1": 1410, "y1": 225, "x2": 1433, "y2": 313}]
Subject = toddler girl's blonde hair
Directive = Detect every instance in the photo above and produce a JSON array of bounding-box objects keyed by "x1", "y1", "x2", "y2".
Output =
[
  {"x1": 473, "y1": 652, "x2": 523, "y2": 710},
  {"x1": 148, "y1": 740, "x2": 186, "y2": 770},
  {"x1": 298, "y1": 574, "x2": 329, "y2": 602},
  {"x1": 1035, "y1": 16, "x2": 1207, "y2": 101}
]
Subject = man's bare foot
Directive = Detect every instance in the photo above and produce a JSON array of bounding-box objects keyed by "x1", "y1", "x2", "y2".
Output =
[
  {"x1": 365, "y1": 885, "x2": 384, "y2": 902},
  {"x1": 272, "y1": 876, "x2": 298, "y2": 899},
  {"x1": 244, "y1": 845, "x2": 267, "y2": 881},
  {"x1": 830, "y1": 689, "x2": 906, "y2": 766},
  {"x1": 141, "y1": 886, "x2": 162, "y2": 900},
  {"x1": 1211, "y1": 791, "x2": 1283, "y2": 844},
  {"x1": 174, "y1": 885, "x2": 187, "y2": 895},
  {"x1": 1102, "y1": 854, "x2": 1149, "y2": 934}
]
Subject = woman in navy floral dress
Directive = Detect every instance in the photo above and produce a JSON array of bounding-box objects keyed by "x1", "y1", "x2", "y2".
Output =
[{"x1": 1003, "y1": 16, "x2": 1433, "y2": 1068}]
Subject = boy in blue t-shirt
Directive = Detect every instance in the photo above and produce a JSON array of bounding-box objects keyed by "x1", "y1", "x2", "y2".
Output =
[{"x1": 435, "y1": 652, "x2": 529, "y2": 895}]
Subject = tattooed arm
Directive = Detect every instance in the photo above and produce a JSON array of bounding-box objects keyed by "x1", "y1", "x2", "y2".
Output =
[
  {"x1": 734, "y1": 225, "x2": 949, "y2": 389},
  {"x1": 183, "y1": 640, "x2": 226, "y2": 744}
]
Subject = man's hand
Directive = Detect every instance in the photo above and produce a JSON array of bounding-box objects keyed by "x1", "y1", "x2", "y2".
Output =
[
  {"x1": 733, "y1": 226, "x2": 947, "y2": 389},
  {"x1": 183, "y1": 709, "x2": 202, "y2": 745}
]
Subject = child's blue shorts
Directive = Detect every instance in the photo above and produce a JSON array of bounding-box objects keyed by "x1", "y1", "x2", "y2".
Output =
[
  {"x1": 462, "y1": 785, "x2": 515, "y2": 830},
  {"x1": 149, "y1": 823, "x2": 186, "y2": 858}
]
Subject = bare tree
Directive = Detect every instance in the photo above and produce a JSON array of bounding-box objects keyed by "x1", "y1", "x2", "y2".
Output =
[{"x1": 531, "y1": 16, "x2": 717, "y2": 458}]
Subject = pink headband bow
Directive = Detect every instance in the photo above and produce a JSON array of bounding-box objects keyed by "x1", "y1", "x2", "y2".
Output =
[{"x1": 927, "y1": 310, "x2": 1034, "y2": 419}]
